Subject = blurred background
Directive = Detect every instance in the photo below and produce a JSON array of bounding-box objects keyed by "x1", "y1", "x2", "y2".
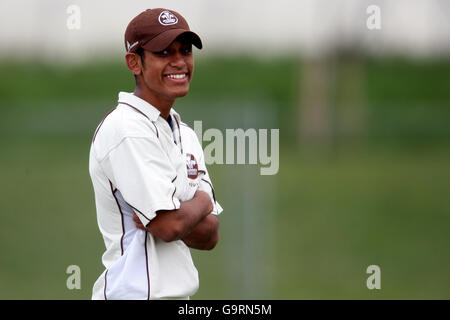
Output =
[{"x1": 0, "y1": 0, "x2": 449, "y2": 299}]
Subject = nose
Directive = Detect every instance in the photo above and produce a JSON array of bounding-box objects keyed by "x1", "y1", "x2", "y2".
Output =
[{"x1": 169, "y1": 51, "x2": 187, "y2": 69}]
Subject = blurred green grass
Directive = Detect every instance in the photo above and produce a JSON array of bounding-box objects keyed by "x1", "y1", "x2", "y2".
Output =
[{"x1": 0, "y1": 56, "x2": 449, "y2": 299}]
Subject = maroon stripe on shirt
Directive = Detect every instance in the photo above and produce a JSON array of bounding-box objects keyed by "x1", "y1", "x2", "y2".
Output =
[
  {"x1": 152, "y1": 122, "x2": 159, "y2": 138},
  {"x1": 201, "y1": 178, "x2": 216, "y2": 203},
  {"x1": 104, "y1": 269, "x2": 109, "y2": 300},
  {"x1": 144, "y1": 231, "x2": 150, "y2": 300},
  {"x1": 173, "y1": 115, "x2": 183, "y2": 154},
  {"x1": 170, "y1": 177, "x2": 177, "y2": 209},
  {"x1": 92, "y1": 107, "x2": 115, "y2": 143},
  {"x1": 109, "y1": 181, "x2": 125, "y2": 256},
  {"x1": 118, "y1": 102, "x2": 149, "y2": 120},
  {"x1": 171, "y1": 187, "x2": 177, "y2": 209},
  {"x1": 125, "y1": 201, "x2": 152, "y2": 222},
  {"x1": 118, "y1": 101, "x2": 159, "y2": 138}
]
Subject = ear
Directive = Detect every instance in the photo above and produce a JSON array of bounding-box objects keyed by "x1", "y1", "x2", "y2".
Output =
[{"x1": 125, "y1": 53, "x2": 142, "y2": 76}]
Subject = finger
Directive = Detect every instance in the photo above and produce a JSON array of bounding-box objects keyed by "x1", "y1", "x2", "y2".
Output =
[
  {"x1": 134, "y1": 220, "x2": 146, "y2": 231},
  {"x1": 136, "y1": 223, "x2": 147, "y2": 231},
  {"x1": 133, "y1": 213, "x2": 146, "y2": 230}
]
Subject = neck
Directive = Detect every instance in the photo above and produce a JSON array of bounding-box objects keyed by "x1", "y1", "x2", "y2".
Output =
[{"x1": 134, "y1": 86, "x2": 174, "y2": 120}]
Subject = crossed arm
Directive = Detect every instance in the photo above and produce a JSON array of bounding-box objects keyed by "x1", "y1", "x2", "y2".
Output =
[{"x1": 133, "y1": 190, "x2": 219, "y2": 250}]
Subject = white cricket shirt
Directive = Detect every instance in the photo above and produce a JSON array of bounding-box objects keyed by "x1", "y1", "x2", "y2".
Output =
[{"x1": 89, "y1": 92, "x2": 223, "y2": 300}]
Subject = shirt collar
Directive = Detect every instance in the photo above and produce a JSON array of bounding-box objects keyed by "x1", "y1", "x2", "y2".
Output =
[{"x1": 117, "y1": 92, "x2": 161, "y2": 122}]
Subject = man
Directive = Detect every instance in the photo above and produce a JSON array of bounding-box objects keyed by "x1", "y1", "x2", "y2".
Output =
[{"x1": 89, "y1": 8, "x2": 223, "y2": 300}]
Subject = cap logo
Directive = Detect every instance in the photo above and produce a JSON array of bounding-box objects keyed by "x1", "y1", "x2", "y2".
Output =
[
  {"x1": 127, "y1": 41, "x2": 139, "y2": 52},
  {"x1": 158, "y1": 10, "x2": 178, "y2": 26}
]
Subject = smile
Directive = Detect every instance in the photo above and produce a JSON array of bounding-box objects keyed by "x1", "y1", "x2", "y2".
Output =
[{"x1": 165, "y1": 73, "x2": 188, "y2": 80}]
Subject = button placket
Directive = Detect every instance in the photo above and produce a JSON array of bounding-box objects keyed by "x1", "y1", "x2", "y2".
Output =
[{"x1": 155, "y1": 117, "x2": 188, "y2": 189}]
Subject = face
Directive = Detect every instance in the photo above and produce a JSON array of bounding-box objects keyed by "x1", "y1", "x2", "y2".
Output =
[{"x1": 138, "y1": 36, "x2": 194, "y2": 105}]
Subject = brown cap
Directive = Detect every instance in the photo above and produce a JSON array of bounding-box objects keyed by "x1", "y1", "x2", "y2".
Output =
[{"x1": 124, "y1": 8, "x2": 202, "y2": 53}]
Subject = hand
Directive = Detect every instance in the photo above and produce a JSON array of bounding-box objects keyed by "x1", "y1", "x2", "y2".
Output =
[{"x1": 194, "y1": 190, "x2": 214, "y2": 215}]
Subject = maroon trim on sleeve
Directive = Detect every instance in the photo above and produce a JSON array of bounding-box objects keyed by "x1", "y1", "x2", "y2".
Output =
[
  {"x1": 171, "y1": 187, "x2": 177, "y2": 209},
  {"x1": 201, "y1": 178, "x2": 216, "y2": 203},
  {"x1": 125, "y1": 201, "x2": 152, "y2": 222},
  {"x1": 170, "y1": 176, "x2": 178, "y2": 209}
]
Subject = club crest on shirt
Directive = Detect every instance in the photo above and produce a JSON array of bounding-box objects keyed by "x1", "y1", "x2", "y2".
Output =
[{"x1": 186, "y1": 153, "x2": 198, "y2": 179}]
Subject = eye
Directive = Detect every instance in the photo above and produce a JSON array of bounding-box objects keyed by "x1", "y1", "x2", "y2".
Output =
[
  {"x1": 182, "y1": 46, "x2": 192, "y2": 55},
  {"x1": 155, "y1": 49, "x2": 169, "y2": 56}
]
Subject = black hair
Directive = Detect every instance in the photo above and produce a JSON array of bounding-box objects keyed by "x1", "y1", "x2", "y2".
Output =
[{"x1": 135, "y1": 47, "x2": 145, "y2": 66}]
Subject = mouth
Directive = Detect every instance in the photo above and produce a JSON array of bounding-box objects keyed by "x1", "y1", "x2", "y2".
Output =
[{"x1": 164, "y1": 72, "x2": 189, "y2": 83}]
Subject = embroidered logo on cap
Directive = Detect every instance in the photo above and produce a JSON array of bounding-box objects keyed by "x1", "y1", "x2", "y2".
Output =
[
  {"x1": 186, "y1": 153, "x2": 198, "y2": 179},
  {"x1": 158, "y1": 10, "x2": 178, "y2": 26},
  {"x1": 126, "y1": 41, "x2": 139, "y2": 52}
]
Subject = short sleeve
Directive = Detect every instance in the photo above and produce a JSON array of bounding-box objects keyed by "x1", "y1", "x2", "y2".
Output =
[
  {"x1": 196, "y1": 149, "x2": 223, "y2": 216},
  {"x1": 102, "y1": 136, "x2": 180, "y2": 226}
]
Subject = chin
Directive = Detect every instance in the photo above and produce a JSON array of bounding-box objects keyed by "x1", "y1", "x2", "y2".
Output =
[{"x1": 172, "y1": 88, "x2": 190, "y2": 98}]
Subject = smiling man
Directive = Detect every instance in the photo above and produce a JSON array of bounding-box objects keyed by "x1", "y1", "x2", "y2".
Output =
[{"x1": 89, "y1": 8, "x2": 223, "y2": 300}]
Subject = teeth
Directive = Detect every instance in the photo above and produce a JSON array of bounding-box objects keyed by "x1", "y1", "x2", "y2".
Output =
[{"x1": 167, "y1": 74, "x2": 186, "y2": 79}]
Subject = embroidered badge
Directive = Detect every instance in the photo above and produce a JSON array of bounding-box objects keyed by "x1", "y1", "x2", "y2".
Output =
[{"x1": 186, "y1": 153, "x2": 198, "y2": 179}]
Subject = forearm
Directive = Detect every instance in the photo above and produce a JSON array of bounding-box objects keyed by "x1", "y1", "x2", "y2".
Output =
[
  {"x1": 182, "y1": 214, "x2": 219, "y2": 250},
  {"x1": 168, "y1": 195, "x2": 211, "y2": 240},
  {"x1": 145, "y1": 191, "x2": 213, "y2": 242}
]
